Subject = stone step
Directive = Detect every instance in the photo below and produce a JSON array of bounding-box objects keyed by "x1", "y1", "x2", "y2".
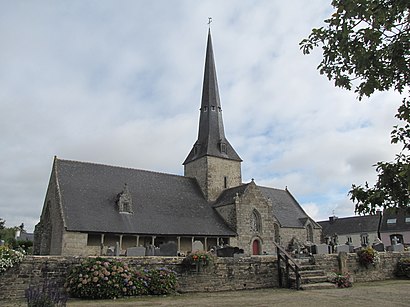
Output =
[
  {"x1": 298, "y1": 265, "x2": 321, "y2": 271},
  {"x1": 298, "y1": 269, "x2": 326, "y2": 277},
  {"x1": 300, "y1": 275, "x2": 329, "y2": 284},
  {"x1": 300, "y1": 282, "x2": 336, "y2": 290}
]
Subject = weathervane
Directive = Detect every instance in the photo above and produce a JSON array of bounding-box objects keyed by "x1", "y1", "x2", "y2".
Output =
[{"x1": 208, "y1": 17, "x2": 212, "y2": 27}]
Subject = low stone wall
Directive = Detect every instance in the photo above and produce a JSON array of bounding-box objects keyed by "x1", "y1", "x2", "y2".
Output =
[
  {"x1": 0, "y1": 255, "x2": 278, "y2": 303},
  {"x1": 314, "y1": 251, "x2": 410, "y2": 282}
]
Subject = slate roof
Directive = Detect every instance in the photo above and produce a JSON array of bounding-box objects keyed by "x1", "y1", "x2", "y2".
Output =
[
  {"x1": 380, "y1": 208, "x2": 410, "y2": 233},
  {"x1": 213, "y1": 183, "x2": 318, "y2": 228},
  {"x1": 318, "y1": 215, "x2": 381, "y2": 237},
  {"x1": 184, "y1": 29, "x2": 241, "y2": 165},
  {"x1": 259, "y1": 186, "x2": 320, "y2": 228},
  {"x1": 54, "y1": 158, "x2": 236, "y2": 236}
]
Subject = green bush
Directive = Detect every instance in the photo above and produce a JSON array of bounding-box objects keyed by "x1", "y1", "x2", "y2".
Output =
[
  {"x1": 145, "y1": 267, "x2": 178, "y2": 295},
  {"x1": 65, "y1": 257, "x2": 177, "y2": 299},
  {"x1": 396, "y1": 258, "x2": 410, "y2": 278}
]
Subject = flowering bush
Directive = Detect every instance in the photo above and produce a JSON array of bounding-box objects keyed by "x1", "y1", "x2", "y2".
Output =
[
  {"x1": 145, "y1": 267, "x2": 178, "y2": 295},
  {"x1": 328, "y1": 272, "x2": 352, "y2": 288},
  {"x1": 182, "y1": 251, "x2": 212, "y2": 266},
  {"x1": 0, "y1": 245, "x2": 25, "y2": 273},
  {"x1": 357, "y1": 247, "x2": 379, "y2": 268},
  {"x1": 26, "y1": 281, "x2": 67, "y2": 307},
  {"x1": 65, "y1": 257, "x2": 177, "y2": 299}
]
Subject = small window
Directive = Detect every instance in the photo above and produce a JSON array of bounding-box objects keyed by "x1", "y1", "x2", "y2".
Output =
[
  {"x1": 387, "y1": 218, "x2": 397, "y2": 224},
  {"x1": 360, "y1": 233, "x2": 369, "y2": 246},
  {"x1": 405, "y1": 217, "x2": 410, "y2": 223},
  {"x1": 224, "y1": 176, "x2": 228, "y2": 188},
  {"x1": 211, "y1": 106, "x2": 215, "y2": 111},
  {"x1": 346, "y1": 236, "x2": 352, "y2": 244},
  {"x1": 203, "y1": 106, "x2": 208, "y2": 112}
]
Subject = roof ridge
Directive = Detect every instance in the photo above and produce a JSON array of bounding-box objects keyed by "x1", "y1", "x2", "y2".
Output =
[{"x1": 56, "y1": 157, "x2": 189, "y2": 180}]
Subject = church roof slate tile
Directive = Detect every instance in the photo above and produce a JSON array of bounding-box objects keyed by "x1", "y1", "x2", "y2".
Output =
[{"x1": 55, "y1": 158, "x2": 236, "y2": 236}]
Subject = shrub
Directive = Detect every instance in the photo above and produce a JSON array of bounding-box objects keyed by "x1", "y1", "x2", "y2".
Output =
[
  {"x1": 181, "y1": 251, "x2": 213, "y2": 271},
  {"x1": 145, "y1": 267, "x2": 177, "y2": 295},
  {"x1": 0, "y1": 245, "x2": 25, "y2": 273},
  {"x1": 328, "y1": 272, "x2": 352, "y2": 288},
  {"x1": 26, "y1": 281, "x2": 67, "y2": 307},
  {"x1": 357, "y1": 247, "x2": 379, "y2": 268},
  {"x1": 396, "y1": 257, "x2": 410, "y2": 278},
  {"x1": 65, "y1": 257, "x2": 177, "y2": 299}
]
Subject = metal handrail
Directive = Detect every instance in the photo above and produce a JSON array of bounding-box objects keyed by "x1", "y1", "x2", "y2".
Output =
[{"x1": 273, "y1": 241, "x2": 301, "y2": 290}]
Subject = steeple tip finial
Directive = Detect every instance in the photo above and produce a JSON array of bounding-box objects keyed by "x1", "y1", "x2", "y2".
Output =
[{"x1": 207, "y1": 17, "x2": 212, "y2": 28}]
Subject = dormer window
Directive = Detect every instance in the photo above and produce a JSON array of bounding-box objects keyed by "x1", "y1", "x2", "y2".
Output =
[
  {"x1": 117, "y1": 183, "x2": 133, "y2": 214},
  {"x1": 219, "y1": 140, "x2": 227, "y2": 154},
  {"x1": 203, "y1": 106, "x2": 208, "y2": 112},
  {"x1": 211, "y1": 105, "x2": 215, "y2": 111}
]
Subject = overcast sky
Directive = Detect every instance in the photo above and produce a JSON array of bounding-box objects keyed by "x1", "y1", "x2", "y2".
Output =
[{"x1": 1, "y1": 1, "x2": 402, "y2": 232}]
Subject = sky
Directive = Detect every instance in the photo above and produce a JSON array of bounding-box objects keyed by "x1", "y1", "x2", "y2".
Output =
[{"x1": 0, "y1": 1, "x2": 402, "y2": 232}]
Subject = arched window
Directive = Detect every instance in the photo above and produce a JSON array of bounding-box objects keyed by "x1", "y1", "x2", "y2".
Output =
[
  {"x1": 250, "y1": 209, "x2": 262, "y2": 233},
  {"x1": 306, "y1": 224, "x2": 314, "y2": 242},
  {"x1": 274, "y1": 223, "x2": 280, "y2": 243}
]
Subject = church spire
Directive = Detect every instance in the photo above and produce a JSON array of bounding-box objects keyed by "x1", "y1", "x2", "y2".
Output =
[{"x1": 183, "y1": 30, "x2": 242, "y2": 165}]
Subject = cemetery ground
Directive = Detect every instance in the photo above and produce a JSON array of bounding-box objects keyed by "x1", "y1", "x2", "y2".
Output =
[{"x1": 65, "y1": 279, "x2": 410, "y2": 307}]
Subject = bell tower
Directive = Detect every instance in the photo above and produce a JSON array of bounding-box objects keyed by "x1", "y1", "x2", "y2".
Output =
[{"x1": 183, "y1": 30, "x2": 242, "y2": 201}]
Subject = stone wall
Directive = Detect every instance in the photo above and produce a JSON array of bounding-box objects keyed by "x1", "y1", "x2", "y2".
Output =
[
  {"x1": 314, "y1": 251, "x2": 410, "y2": 282},
  {"x1": 0, "y1": 255, "x2": 278, "y2": 304}
]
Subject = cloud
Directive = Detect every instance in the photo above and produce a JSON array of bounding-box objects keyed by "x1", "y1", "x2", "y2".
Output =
[{"x1": 0, "y1": 1, "x2": 402, "y2": 231}]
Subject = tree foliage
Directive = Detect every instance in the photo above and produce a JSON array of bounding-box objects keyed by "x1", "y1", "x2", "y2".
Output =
[{"x1": 300, "y1": 0, "x2": 409, "y2": 214}]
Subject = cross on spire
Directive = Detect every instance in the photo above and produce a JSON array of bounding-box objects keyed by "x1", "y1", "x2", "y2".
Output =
[{"x1": 208, "y1": 17, "x2": 212, "y2": 27}]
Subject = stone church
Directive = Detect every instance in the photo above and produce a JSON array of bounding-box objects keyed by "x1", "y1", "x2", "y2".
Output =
[{"x1": 34, "y1": 30, "x2": 321, "y2": 256}]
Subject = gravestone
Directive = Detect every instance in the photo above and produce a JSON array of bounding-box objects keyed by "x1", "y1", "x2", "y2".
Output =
[
  {"x1": 314, "y1": 244, "x2": 329, "y2": 255},
  {"x1": 115, "y1": 242, "x2": 120, "y2": 256},
  {"x1": 146, "y1": 245, "x2": 155, "y2": 256},
  {"x1": 0, "y1": 240, "x2": 4, "y2": 246},
  {"x1": 372, "y1": 242, "x2": 385, "y2": 252},
  {"x1": 392, "y1": 243, "x2": 404, "y2": 252},
  {"x1": 159, "y1": 242, "x2": 178, "y2": 256},
  {"x1": 106, "y1": 246, "x2": 115, "y2": 256},
  {"x1": 216, "y1": 246, "x2": 236, "y2": 257},
  {"x1": 192, "y1": 240, "x2": 204, "y2": 252},
  {"x1": 154, "y1": 247, "x2": 161, "y2": 256},
  {"x1": 336, "y1": 245, "x2": 350, "y2": 253},
  {"x1": 127, "y1": 246, "x2": 146, "y2": 256}
]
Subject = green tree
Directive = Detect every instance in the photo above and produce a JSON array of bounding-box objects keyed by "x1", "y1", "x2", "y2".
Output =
[
  {"x1": 0, "y1": 218, "x2": 5, "y2": 230},
  {"x1": 300, "y1": 0, "x2": 409, "y2": 214}
]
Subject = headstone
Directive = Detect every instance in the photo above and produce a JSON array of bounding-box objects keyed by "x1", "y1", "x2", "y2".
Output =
[
  {"x1": 336, "y1": 245, "x2": 350, "y2": 253},
  {"x1": 314, "y1": 244, "x2": 329, "y2": 255},
  {"x1": 372, "y1": 242, "x2": 385, "y2": 252},
  {"x1": 127, "y1": 246, "x2": 146, "y2": 256},
  {"x1": 216, "y1": 246, "x2": 236, "y2": 257},
  {"x1": 192, "y1": 240, "x2": 204, "y2": 252},
  {"x1": 392, "y1": 236, "x2": 399, "y2": 245},
  {"x1": 392, "y1": 243, "x2": 404, "y2": 252},
  {"x1": 115, "y1": 242, "x2": 120, "y2": 256},
  {"x1": 159, "y1": 242, "x2": 178, "y2": 256},
  {"x1": 146, "y1": 245, "x2": 155, "y2": 256},
  {"x1": 106, "y1": 246, "x2": 115, "y2": 256},
  {"x1": 0, "y1": 240, "x2": 4, "y2": 246}
]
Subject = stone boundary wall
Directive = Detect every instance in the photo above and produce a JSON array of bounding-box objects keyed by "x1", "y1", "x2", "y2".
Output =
[
  {"x1": 0, "y1": 255, "x2": 278, "y2": 303},
  {"x1": 314, "y1": 251, "x2": 410, "y2": 282}
]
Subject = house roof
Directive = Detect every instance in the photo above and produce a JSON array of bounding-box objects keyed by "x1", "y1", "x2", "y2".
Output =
[
  {"x1": 380, "y1": 208, "x2": 410, "y2": 233},
  {"x1": 213, "y1": 183, "x2": 318, "y2": 228},
  {"x1": 183, "y1": 29, "x2": 241, "y2": 165},
  {"x1": 54, "y1": 158, "x2": 236, "y2": 237},
  {"x1": 317, "y1": 215, "x2": 381, "y2": 237}
]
